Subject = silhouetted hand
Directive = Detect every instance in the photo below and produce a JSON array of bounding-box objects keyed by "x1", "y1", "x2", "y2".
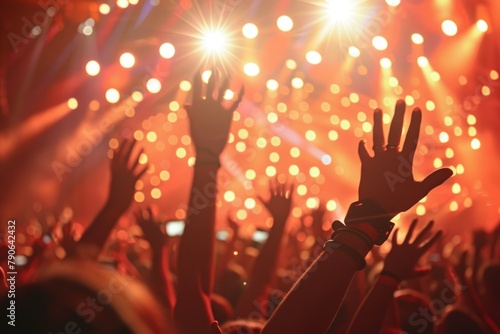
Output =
[
  {"x1": 227, "y1": 215, "x2": 240, "y2": 233},
  {"x1": 258, "y1": 179, "x2": 294, "y2": 224},
  {"x1": 185, "y1": 69, "x2": 244, "y2": 158},
  {"x1": 472, "y1": 229, "x2": 488, "y2": 251},
  {"x1": 135, "y1": 207, "x2": 167, "y2": 249},
  {"x1": 358, "y1": 100, "x2": 453, "y2": 216},
  {"x1": 383, "y1": 219, "x2": 441, "y2": 281},
  {"x1": 107, "y1": 139, "x2": 148, "y2": 212}
]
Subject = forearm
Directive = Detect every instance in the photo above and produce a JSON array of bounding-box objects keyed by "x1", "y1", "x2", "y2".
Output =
[
  {"x1": 76, "y1": 203, "x2": 122, "y2": 257},
  {"x1": 262, "y1": 231, "x2": 372, "y2": 334},
  {"x1": 348, "y1": 275, "x2": 398, "y2": 334},
  {"x1": 150, "y1": 246, "x2": 175, "y2": 312},
  {"x1": 234, "y1": 221, "x2": 286, "y2": 317}
]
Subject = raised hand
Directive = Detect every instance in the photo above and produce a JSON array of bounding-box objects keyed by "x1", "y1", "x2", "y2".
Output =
[
  {"x1": 107, "y1": 139, "x2": 148, "y2": 213},
  {"x1": 135, "y1": 207, "x2": 167, "y2": 249},
  {"x1": 258, "y1": 179, "x2": 294, "y2": 224},
  {"x1": 383, "y1": 219, "x2": 441, "y2": 281},
  {"x1": 186, "y1": 69, "x2": 244, "y2": 159},
  {"x1": 358, "y1": 100, "x2": 453, "y2": 216}
]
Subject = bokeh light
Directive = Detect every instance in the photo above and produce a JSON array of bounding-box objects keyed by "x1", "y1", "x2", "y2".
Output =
[
  {"x1": 85, "y1": 60, "x2": 100, "y2": 76},
  {"x1": 242, "y1": 23, "x2": 258, "y2": 39},
  {"x1": 441, "y1": 20, "x2": 458, "y2": 36},
  {"x1": 277, "y1": 15, "x2": 293, "y2": 32},
  {"x1": 119, "y1": 52, "x2": 135, "y2": 68}
]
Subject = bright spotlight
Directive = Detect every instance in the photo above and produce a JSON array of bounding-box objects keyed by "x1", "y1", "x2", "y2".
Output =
[
  {"x1": 417, "y1": 56, "x2": 429, "y2": 68},
  {"x1": 242, "y1": 23, "x2": 258, "y2": 39},
  {"x1": 476, "y1": 19, "x2": 488, "y2": 32},
  {"x1": 372, "y1": 36, "x2": 388, "y2": 50},
  {"x1": 159, "y1": 43, "x2": 175, "y2": 59},
  {"x1": 119, "y1": 52, "x2": 135, "y2": 68},
  {"x1": 85, "y1": 60, "x2": 100, "y2": 76},
  {"x1": 380, "y1": 57, "x2": 392, "y2": 68},
  {"x1": 203, "y1": 30, "x2": 227, "y2": 53},
  {"x1": 327, "y1": 0, "x2": 353, "y2": 22},
  {"x1": 277, "y1": 15, "x2": 293, "y2": 32},
  {"x1": 441, "y1": 20, "x2": 458, "y2": 36}
]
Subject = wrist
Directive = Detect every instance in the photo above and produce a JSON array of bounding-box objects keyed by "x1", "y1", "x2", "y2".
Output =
[
  {"x1": 344, "y1": 200, "x2": 395, "y2": 245},
  {"x1": 380, "y1": 269, "x2": 402, "y2": 283}
]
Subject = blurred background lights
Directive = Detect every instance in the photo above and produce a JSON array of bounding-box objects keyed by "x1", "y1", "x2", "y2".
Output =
[
  {"x1": 417, "y1": 56, "x2": 429, "y2": 68},
  {"x1": 116, "y1": 0, "x2": 128, "y2": 9},
  {"x1": 380, "y1": 57, "x2": 392, "y2": 68},
  {"x1": 244, "y1": 62, "x2": 260, "y2": 76},
  {"x1": 146, "y1": 78, "x2": 161, "y2": 93},
  {"x1": 277, "y1": 15, "x2": 293, "y2": 32},
  {"x1": 105, "y1": 88, "x2": 120, "y2": 103},
  {"x1": 266, "y1": 79, "x2": 279, "y2": 91},
  {"x1": 85, "y1": 60, "x2": 100, "y2": 76},
  {"x1": 348, "y1": 46, "x2": 360, "y2": 57},
  {"x1": 306, "y1": 51, "x2": 322, "y2": 65},
  {"x1": 476, "y1": 19, "x2": 488, "y2": 32},
  {"x1": 242, "y1": 23, "x2": 258, "y2": 39},
  {"x1": 291, "y1": 77, "x2": 304, "y2": 89},
  {"x1": 99, "y1": 3, "x2": 111, "y2": 14},
  {"x1": 385, "y1": 0, "x2": 401, "y2": 7},
  {"x1": 372, "y1": 36, "x2": 388, "y2": 50},
  {"x1": 326, "y1": 0, "x2": 354, "y2": 22},
  {"x1": 159, "y1": 43, "x2": 175, "y2": 59},
  {"x1": 411, "y1": 33, "x2": 424, "y2": 44},
  {"x1": 442, "y1": 20, "x2": 458, "y2": 36},
  {"x1": 119, "y1": 52, "x2": 135, "y2": 68}
]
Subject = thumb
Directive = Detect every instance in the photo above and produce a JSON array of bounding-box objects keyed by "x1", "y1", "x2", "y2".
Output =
[
  {"x1": 358, "y1": 140, "x2": 370, "y2": 162},
  {"x1": 420, "y1": 168, "x2": 453, "y2": 195}
]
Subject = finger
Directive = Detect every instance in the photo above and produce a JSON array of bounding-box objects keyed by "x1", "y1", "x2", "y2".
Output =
[
  {"x1": 404, "y1": 218, "x2": 419, "y2": 244},
  {"x1": 358, "y1": 140, "x2": 371, "y2": 162},
  {"x1": 392, "y1": 228, "x2": 399, "y2": 245},
  {"x1": 257, "y1": 195, "x2": 266, "y2": 206},
  {"x1": 420, "y1": 230, "x2": 442, "y2": 253},
  {"x1": 413, "y1": 267, "x2": 431, "y2": 278},
  {"x1": 192, "y1": 68, "x2": 202, "y2": 103},
  {"x1": 135, "y1": 164, "x2": 149, "y2": 179},
  {"x1": 131, "y1": 148, "x2": 144, "y2": 171},
  {"x1": 287, "y1": 183, "x2": 295, "y2": 199},
  {"x1": 115, "y1": 140, "x2": 127, "y2": 163},
  {"x1": 413, "y1": 220, "x2": 434, "y2": 245},
  {"x1": 402, "y1": 107, "x2": 422, "y2": 159},
  {"x1": 206, "y1": 68, "x2": 217, "y2": 100},
  {"x1": 147, "y1": 207, "x2": 153, "y2": 221},
  {"x1": 122, "y1": 139, "x2": 137, "y2": 166},
  {"x1": 387, "y1": 99, "x2": 406, "y2": 148},
  {"x1": 217, "y1": 75, "x2": 230, "y2": 104},
  {"x1": 420, "y1": 168, "x2": 453, "y2": 196},
  {"x1": 229, "y1": 85, "x2": 244, "y2": 112},
  {"x1": 373, "y1": 108, "x2": 385, "y2": 150}
]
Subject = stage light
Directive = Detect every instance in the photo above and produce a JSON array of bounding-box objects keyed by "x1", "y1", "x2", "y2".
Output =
[
  {"x1": 441, "y1": 20, "x2": 458, "y2": 36},
  {"x1": 326, "y1": 0, "x2": 353, "y2": 22},
  {"x1": 242, "y1": 23, "x2": 258, "y2": 39},
  {"x1": 291, "y1": 77, "x2": 304, "y2": 89},
  {"x1": 439, "y1": 131, "x2": 449, "y2": 143},
  {"x1": 417, "y1": 56, "x2": 429, "y2": 67},
  {"x1": 385, "y1": 0, "x2": 401, "y2": 7},
  {"x1": 306, "y1": 51, "x2": 322, "y2": 65},
  {"x1": 266, "y1": 79, "x2": 279, "y2": 91},
  {"x1": 119, "y1": 52, "x2": 135, "y2": 68},
  {"x1": 380, "y1": 57, "x2": 392, "y2": 68},
  {"x1": 105, "y1": 88, "x2": 120, "y2": 103},
  {"x1": 85, "y1": 60, "x2": 100, "y2": 76},
  {"x1": 476, "y1": 19, "x2": 488, "y2": 32},
  {"x1": 348, "y1": 46, "x2": 360, "y2": 57},
  {"x1": 372, "y1": 36, "x2": 388, "y2": 50},
  {"x1": 116, "y1": 0, "x2": 128, "y2": 9},
  {"x1": 179, "y1": 80, "x2": 191, "y2": 91},
  {"x1": 159, "y1": 43, "x2": 175, "y2": 59},
  {"x1": 99, "y1": 3, "x2": 111, "y2": 14},
  {"x1": 67, "y1": 98, "x2": 78, "y2": 110},
  {"x1": 202, "y1": 30, "x2": 227, "y2": 53},
  {"x1": 277, "y1": 15, "x2": 293, "y2": 32},
  {"x1": 285, "y1": 59, "x2": 297, "y2": 70},
  {"x1": 411, "y1": 33, "x2": 424, "y2": 44},
  {"x1": 243, "y1": 62, "x2": 259, "y2": 76}
]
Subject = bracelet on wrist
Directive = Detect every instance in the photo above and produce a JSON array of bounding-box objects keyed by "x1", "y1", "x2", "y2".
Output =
[
  {"x1": 331, "y1": 222, "x2": 374, "y2": 248},
  {"x1": 323, "y1": 240, "x2": 366, "y2": 270}
]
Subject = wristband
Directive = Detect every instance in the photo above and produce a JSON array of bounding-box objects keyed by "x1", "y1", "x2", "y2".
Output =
[
  {"x1": 331, "y1": 223, "x2": 374, "y2": 248},
  {"x1": 323, "y1": 240, "x2": 366, "y2": 270},
  {"x1": 344, "y1": 200, "x2": 395, "y2": 246}
]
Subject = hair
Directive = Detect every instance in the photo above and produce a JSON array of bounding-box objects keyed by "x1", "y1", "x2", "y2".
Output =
[
  {"x1": 394, "y1": 289, "x2": 434, "y2": 334},
  {"x1": 436, "y1": 306, "x2": 487, "y2": 334}
]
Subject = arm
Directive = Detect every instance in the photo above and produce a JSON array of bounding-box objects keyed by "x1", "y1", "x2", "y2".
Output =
[
  {"x1": 173, "y1": 69, "x2": 243, "y2": 333},
  {"x1": 135, "y1": 207, "x2": 175, "y2": 313},
  {"x1": 77, "y1": 139, "x2": 147, "y2": 257},
  {"x1": 262, "y1": 100, "x2": 452, "y2": 334},
  {"x1": 233, "y1": 180, "x2": 294, "y2": 318},
  {"x1": 348, "y1": 219, "x2": 441, "y2": 334},
  {"x1": 216, "y1": 216, "x2": 240, "y2": 277}
]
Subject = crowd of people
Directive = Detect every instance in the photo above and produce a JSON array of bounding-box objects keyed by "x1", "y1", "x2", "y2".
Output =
[{"x1": 1, "y1": 70, "x2": 499, "y2": 334}]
